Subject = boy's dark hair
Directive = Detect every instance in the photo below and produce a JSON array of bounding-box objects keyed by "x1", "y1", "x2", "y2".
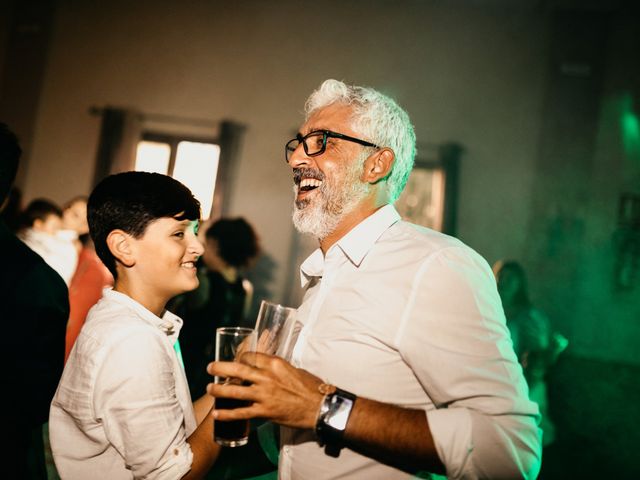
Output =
[
  {"x1": 205, "y1": 217, "x2": 259, "y2": 268},
  {"x1": 88, "y1": 172, "x2": 201, "y2": 279},
  {"x1": 0, "y1": 123, "x2": 22, "y2": 203},
  {"x1": 19, "y1": 198, "x2": 63, "y2": 229}
]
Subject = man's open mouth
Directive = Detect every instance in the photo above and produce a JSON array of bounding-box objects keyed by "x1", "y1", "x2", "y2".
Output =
[
  {"x1": 294, "y1": 168, "x2": 324, "y2": 194},
  {"x1": 299, "y1": 178, "x2": 322, "y2": 192}
]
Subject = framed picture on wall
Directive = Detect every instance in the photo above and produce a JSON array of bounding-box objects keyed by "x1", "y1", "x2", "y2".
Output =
[{"x1": 395, "y1": 142, "x2": 462, "y2": 235}]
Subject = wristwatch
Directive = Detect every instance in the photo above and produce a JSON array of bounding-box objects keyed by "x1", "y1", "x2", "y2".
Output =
[{"x1": 315, "y1": 384, "x2": 357, "y2": 456}]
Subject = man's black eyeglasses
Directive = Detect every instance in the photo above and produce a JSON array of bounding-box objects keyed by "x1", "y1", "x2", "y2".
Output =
[{"x1": 285, "y1": 130, "x2": 379, "y2": 163}]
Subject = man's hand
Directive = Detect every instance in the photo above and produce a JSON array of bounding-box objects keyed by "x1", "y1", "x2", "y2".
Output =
[{"x1": 206, "y1": 353, "x2": 325, "y2": 430}]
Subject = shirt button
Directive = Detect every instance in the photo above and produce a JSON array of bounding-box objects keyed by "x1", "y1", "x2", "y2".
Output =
[{"x1": 174, "y1": 448, "x2": 180, "y2": 456}]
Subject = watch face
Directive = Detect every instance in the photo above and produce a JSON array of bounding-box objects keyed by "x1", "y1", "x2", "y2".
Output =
[{"x1": 325, "y1": 396, "x2": 354, "y2": 430}]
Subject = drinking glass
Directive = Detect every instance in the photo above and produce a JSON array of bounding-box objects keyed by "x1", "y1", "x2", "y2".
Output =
[
  {"x1": 254, "y1": 300, "x2": 297, "y2": 360},
  {"x1": 214, "y1": 326, "x2": 256, "y2": 447}
]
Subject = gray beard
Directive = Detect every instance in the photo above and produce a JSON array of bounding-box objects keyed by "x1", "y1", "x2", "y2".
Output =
[
  {"x1": 292, "y1": 157, "x2": 370, "y2": 240},
  {"x1": 292, "y1": 192, "x2": 342, "y2": 240}
]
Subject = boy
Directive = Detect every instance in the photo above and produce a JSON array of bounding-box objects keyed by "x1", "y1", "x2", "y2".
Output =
[{"x1": 50, "y1": 172, "x2": 220, "y2": 479}]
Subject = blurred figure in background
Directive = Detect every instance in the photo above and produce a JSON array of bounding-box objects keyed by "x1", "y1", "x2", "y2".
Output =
[
  {"x1": 176, "y1": 217, "x2": 260, "y2": 399},
  {"x1": 1, "y1": 123, "x2": 69, "y2": 478},
  {"x1": 493, "y1": 259, "x2": 568, "y2": 446},
  {"x1": 59, "y1": 195, "x2": 113, "y2": 362},
  {"x1": 61, "y1": 195, "x2": 90, "y2": 254},
  {"x1": 65, "y1": 232, "x2": 113, "y2": 362},
  {"x1": 18, "y1": 198, "x2": 78, "y2": 285}
]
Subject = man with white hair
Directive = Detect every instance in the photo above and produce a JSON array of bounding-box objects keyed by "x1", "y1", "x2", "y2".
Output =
[{"x1": 208, "y1": 80, "x2": 542, "y2": 479}]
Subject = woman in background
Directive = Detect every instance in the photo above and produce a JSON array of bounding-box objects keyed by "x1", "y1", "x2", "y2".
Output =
[{"x1": 493, "y1": 259, "x2": 568, "y2": 446}]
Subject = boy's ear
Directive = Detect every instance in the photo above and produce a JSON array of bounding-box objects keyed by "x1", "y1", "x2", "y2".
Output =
[
  {"x1": 106, "y1": 230, "x2": 136, "y2": 268},
  {"x1": 362, "y1": 148, "x2": 395, "y2": 184}
]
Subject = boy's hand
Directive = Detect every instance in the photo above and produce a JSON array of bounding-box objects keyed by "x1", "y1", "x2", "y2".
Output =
[{"x1": 206, "y1": 353, "x2": 324, "y2": 430}]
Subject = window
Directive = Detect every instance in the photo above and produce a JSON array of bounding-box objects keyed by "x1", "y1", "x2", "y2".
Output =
[
  {"x1": 135, "y1": 141, "x2": 171, "y2": 174},
  {"x1": 134, "y1": 133, "x2": 220, "y2": 219}
]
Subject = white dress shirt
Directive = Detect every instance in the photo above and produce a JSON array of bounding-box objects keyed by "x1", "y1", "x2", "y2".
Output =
[
  {"x1": 280, "y1": 205, "x2": 541, "y2": 480},
  {"x1": 50, "y1": 288, "x2": 197, "y2": 479}
]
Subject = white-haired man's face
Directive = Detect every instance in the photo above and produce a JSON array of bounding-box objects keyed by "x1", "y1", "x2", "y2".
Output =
[{"x1": 288, "y1": 104, "x2": 372, "y2": 240}]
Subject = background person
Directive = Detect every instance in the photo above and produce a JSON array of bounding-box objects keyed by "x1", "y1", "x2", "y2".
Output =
[
  {"x1": 65, "y1": 232, "x2": 113, "y2": 362},
  {"x1": 18, "y1": 198, "x2": 78, "y2": 285},
  {"x1": 176, "y1": 217, "x2": 260, "y2": 399},
  {"x1": 493, "y1": 259, "x2": 568, "y2": 446}
]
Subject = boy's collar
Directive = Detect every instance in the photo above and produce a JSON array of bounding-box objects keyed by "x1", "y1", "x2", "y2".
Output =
[{"x1": 102, "y1": 288, "x2": 183, "y2": 339}]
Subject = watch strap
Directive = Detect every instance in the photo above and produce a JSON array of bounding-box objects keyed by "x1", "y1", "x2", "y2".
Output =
[{"x1": 315, "y1": 386, "x2": 357, "y2": 456}]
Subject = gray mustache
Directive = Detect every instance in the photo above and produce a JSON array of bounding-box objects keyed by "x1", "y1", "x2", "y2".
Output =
[{"x1": 293, "y1": 168, "x2": 325, "y2": 185}]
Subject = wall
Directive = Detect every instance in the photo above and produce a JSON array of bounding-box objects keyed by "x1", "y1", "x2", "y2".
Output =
[{"x1": 523, "y1": 8, "x2": 640, "y2": 364}]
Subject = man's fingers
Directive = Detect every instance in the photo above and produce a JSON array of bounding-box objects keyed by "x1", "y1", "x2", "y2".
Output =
[
  {"x1": 239, "y1": 351, "x2": 284, "y2": 370},
  {"x1": 256, "y1": 329, "x2": 274, "y2": 353},
  {"x1": 209, "y1": 382, "x2": 257, "y2": 402},
  {"x1": 207, "y1": 360, "x2": 260, "y2": 382}
]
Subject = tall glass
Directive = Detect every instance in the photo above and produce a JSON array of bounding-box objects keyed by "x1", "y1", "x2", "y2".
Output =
[
  {"x1": 254, "y1": 300, "x2": 297, "y2": 359},
  {"x1": 214, "y1": 327, "x2": 256, "y2": 447}
]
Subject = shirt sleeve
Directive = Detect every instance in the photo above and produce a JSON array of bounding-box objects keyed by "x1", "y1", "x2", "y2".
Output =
[
  {"x1": 397, "y1": 246, "x2": 542, "y2": 480},
  {"x1": 93, "y1": 327, "x2": 194, "y2": 480}
]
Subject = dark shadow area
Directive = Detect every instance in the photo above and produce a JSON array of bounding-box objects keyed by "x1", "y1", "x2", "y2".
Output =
[
  {"x1": 541, "y1": 354, "x2": 640, "y2": 479},
  {"x1": 245, "y1": 253, "x2": 278, "y2": 324}
]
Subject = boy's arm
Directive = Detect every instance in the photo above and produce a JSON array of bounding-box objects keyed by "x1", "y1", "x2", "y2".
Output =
[
  {"x1": 193, "y1": 394, "x2": 214, "y2": 424},
  {"x1": 181, "y1": 403, "x2": 220, "y2": 480}
]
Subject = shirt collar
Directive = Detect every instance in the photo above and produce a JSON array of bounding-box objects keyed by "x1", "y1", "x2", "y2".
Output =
[
  {"x1": 299, "y1": 204, "x2": 401, "y2": 288},
  {"x1": 102, "y1": 288, "x2": 183, "y2": 343}
]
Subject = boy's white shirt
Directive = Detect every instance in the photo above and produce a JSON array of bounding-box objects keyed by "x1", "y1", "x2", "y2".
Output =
[{"x1": 49, "y1": 288, "x2": 196, "y2": 480}]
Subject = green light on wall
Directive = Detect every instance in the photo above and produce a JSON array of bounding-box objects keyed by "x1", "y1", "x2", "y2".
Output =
[{"x1": 620, "y1": 94, "x2": 640, "y2": 161}]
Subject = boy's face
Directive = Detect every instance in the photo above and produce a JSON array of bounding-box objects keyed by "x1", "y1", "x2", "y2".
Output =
[{"x1": 130, "y1": 217, "x2": 204, "y2": 300}]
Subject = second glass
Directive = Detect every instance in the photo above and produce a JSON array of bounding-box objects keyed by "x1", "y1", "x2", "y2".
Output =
[
  {"x1": 214, "y1": 326, "x2": 256, "y2": 447},
  {"x1": 254, "y1": 300, "x2": 297, "y2": 359}
]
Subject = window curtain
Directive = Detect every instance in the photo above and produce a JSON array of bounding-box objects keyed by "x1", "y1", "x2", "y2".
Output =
[
  {"x1": 212, "y1": 120, "x2": 245, "y2": 218},
  {"x1": 92, "y1": 107, "x2": 142, "y2": 187}
]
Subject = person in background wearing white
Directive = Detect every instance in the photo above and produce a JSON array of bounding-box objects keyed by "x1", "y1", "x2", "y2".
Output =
[{"x1": 18, "y1": 198, "x2": 78, "y2": 285}]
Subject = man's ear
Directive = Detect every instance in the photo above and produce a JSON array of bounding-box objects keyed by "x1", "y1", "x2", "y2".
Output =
[
  {"x1": 106, "y1": 230, "x2": 136, "y2": 268},
  {"x1": 362, "y1": 148, "x2": 395, "y2": 184}
]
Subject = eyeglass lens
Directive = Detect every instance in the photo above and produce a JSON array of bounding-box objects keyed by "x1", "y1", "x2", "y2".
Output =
[{"x1": 286, "y1": 132, "x2": 326, "y2": 162}]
